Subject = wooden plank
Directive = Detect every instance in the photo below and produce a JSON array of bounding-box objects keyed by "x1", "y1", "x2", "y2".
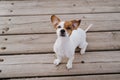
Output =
[
  {"x1": 10, "y1": 74, "x2": 120, "y2": 80},
  {"x1": 0, "y1": 20, "x2": 120, "y2": 34},
  {"x1": 0, "y1": 62, "x2": 120, "y2": 78},
  {"x1": 0, "y1": 0, "x2": 120, "y2": 15},
  {"x1": 0, "y1": 51, "x2": 120, "y2": 65},
  {"x1": 0, "y1": 32, "x2": 120, "y2": 54},
  {"x1": 1, "y1": 13, "x2": 120, "y2": 25},
  {"x1": 0, "y1": 13, "x2": 120, "y2": 34}
]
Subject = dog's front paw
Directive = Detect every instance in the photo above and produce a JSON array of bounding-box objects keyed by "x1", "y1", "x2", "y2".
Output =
[
  {"x1": 80, "y1": 50, "x2": 85, "y2": 55},
  {"x1": 66, "y1": 63, "x2": 72, "y2": 69},
  {"x1": 53, "y1": 59, "x2": 61, "y2": 66}
]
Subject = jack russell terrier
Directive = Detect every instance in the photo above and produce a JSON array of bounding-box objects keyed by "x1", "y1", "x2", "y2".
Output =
[{"x1": 51, "y1": 15, "x2": 92, "y2": 69}]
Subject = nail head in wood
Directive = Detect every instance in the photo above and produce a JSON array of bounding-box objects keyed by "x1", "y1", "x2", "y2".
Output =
[
  {"x1": 4, "y1": 38, "x2": 8, "y2": 41},
  {"x1": 1, "y1": 47, "x2": 6, "y2": 50},
  {"x1": 2, "y1": 31, "x2": 5, "y2": 34},
  {"x1": 81, "y1": 61, "x2": 85, "y2": 63},
  {"x1": 10, "y1": 10, "x2": 13, "y2": 12},
  {"x1": 11, "y1": 3, "x2": 14, "y2": 5},
  {"x1": 0, "y1": 70, "x2": 1, "y2": 73},
  {"x1": 0, "y1": 59, "x2": 4, "y2": 62},
  {"x1": 8, "y1": 19, "x2": 11, "y2": 21},
  {"x1": 6, "y1": 27, "x2": 9, "y2": 31},
  {"x1": 73, "y1": 4, "x2": 76, "y2": 6}
]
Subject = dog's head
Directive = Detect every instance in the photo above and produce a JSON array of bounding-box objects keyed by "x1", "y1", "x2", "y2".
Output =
[{"x1": 51, "y1": 15, "x2": 81, "y2": 37}]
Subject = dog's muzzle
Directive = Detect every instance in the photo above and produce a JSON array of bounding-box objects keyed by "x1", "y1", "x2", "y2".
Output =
[{"x1": 60, "y1": 29, "x2": 66, "y2": 37}]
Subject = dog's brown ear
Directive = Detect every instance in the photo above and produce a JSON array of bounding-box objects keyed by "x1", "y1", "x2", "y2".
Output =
[
  {"x1": 71, "y1": 20, "x2": 81, "y2": 29},
  {"x1": 51, "y1": 15, "x2": 60, "y2": 27}
]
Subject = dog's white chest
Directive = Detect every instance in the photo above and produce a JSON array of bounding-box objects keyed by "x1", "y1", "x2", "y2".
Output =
[{"x1": 54, "y1": 38, "x2": 74, "y2": 58}]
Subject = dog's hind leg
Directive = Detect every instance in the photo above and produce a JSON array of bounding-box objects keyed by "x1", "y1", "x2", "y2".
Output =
[{"x1": 79, "y1": 42, "x2": 88, "y2": 54}]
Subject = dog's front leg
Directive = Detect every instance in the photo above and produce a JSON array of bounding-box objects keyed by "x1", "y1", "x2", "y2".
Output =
[
  {"x1": 53, "y1": 55, "x2": 62, "y2": 66},
  {"x1": 66, "y1": 56, "x2": 74, "y2": 69}
]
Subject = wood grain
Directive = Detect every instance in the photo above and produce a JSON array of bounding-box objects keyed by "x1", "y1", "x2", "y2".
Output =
[
  {"x1": 1, "y1": 13, "x2": 120, "y2": 25},
  {"x1": 0, "y1": 0, "x2": 120, "y2": 79},
  {"x1": 0, "y1": 51, "x2": 120, "y2": 64},
  {"x1": 10, "y1": 74, "x2": 120, "y2": 80},
  {"x1": 0, "y1": 13, "x2": 120, "y2": 34},
  {"x1": 0, "y1": 32, "x2": 120, "y2": 54},
  {"x1": 0, "y1": 0, "x2": 120, "y2": 15},
  {"x1": 0, "y1": 20, "x2": 120, "y2": 34},
  {"x1": 0, "y1": 62, "x2": 120, "y2": 78}
]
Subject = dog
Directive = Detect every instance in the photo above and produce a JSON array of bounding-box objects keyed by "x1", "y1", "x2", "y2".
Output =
[{"x1": 51, "y1": 15, "x2": 92, "y2": 69}]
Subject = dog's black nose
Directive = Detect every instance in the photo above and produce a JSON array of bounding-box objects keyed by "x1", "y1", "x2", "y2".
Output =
[{"x1": 60, "y1": 29, "x2": 65, "y2": 33}]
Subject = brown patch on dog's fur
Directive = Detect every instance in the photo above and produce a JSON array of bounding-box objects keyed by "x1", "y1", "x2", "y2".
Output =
[
  {"x1": 54, "y1": 23, "x2": 59, "y2": 29},
  {"x1": 64, "y1": 21, "x2": 73, "y2": 36},
  {"x1": 64, "y1": 20, "x2": 81, "y2": 36},
  {"x1": 71, "y1": 20, "x2": 81, "y2": 29},
  {"x1": 51, "y1": 15, "x2": 60, "y2": 29},
  {"x1": 51, "y1": 15, "x2": 81, "y2": 36}
]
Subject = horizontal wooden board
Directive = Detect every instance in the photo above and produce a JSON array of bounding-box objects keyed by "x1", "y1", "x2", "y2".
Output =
[
  {"x1": 1, "y1": 50, "x2": 120, "y2": 78},
  {"x1": 0, "y1": 32, "x2": 120, "y2": 54},
  {"x1": 1, "y1": 13, "x2": 120, "y2": 25},
  {"x1": 0, "y1": 51, "x2": 120, "y2": 65},
  {"x1": 10, "y1": 74, "x2": 120, "y2": 80},
  {"x1": 0, "y1": 0, "x2": 120, "y2": 15},
  {"x1": 0, "y1": 62, "x2": 120, "y2": 78},
  {"x1": 1, "y1": 13, "x2": 120, "y2": 34}
]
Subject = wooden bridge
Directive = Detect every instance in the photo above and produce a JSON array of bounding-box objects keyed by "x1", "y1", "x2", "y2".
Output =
[{"x1": 0, "y1": 0, "x2": 120, "y2": 80}]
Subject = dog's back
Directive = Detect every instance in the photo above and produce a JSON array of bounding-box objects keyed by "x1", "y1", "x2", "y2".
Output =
[{"x1": 70, "y1": 28, "x2": 86, "y2": 48}]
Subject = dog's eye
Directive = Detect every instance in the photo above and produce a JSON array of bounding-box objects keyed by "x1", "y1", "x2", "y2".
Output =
[
  {"x1": 66, "y1": 27, "x2": 71, "y2": 30},
  {"x1": 58, "y1": 26, "x2": 61, "y2": 28}
]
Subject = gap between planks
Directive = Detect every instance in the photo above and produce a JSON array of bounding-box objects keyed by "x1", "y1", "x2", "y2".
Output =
[{"x1": 0, "y1": 30, "x2": 120, "y2": 36}]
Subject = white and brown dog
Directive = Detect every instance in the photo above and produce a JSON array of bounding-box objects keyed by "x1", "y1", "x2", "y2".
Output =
[{"x1": 51, "y1": 15, "x2": 92, "y2": 69}]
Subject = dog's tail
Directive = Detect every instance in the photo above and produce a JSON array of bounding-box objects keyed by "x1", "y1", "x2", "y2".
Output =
[{"x1": 85, "y1": 24, "x2": 93, "y2": 32}]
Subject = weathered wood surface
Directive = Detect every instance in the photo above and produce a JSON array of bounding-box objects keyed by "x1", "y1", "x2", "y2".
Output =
[
  {"x1": 1, "y1": 20, "x2": 120, "y2": 34},
  {"x1": 14, "y1": 75, "x2": 120, "y2": 80},
  {"x1": 0, "y1": 32, "x2": 120, "y2": 54},
  {"x1": 0, "y1": 51, "x2": 120, "y2": 65},
  {"x1": 0, "y1": 0, "x2": 120, "y2": 15},
  {"x1": 10, "y1": 74, "x2": 120, "y2": 80},
  {"x1": 0, "y1": 0, "x2": 120, "y2": 79},
  {"x1": 0, "y1": 62, "x2": 120, "y2": 78},
  {"x1": 1, "y1": 50, "x2": 120, "y2": 78},
  {"x1": 0, "y1": 13, "x2": 120, "y2": 34},
  {"x1": 0, "y1": 50, "x2": 120, "y2": 78}
]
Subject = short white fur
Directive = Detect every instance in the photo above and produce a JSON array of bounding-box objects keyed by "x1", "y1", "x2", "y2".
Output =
[{"x1": 51, "y1": 15, "x2": 92, "y2": 69}]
